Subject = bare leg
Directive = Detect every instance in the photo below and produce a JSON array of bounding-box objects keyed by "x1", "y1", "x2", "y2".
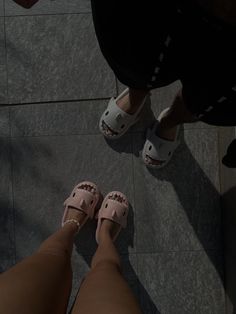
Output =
[
  {"x1": 71, "y1": 209, "x2": 142, "y2": 314},
  {"x1": 117, "y1": 87, "x2": 149, "y2": 114},
  {"x1": 146, "y1": 90, "x2": 197, "y2": 165},
  {"x1": 0, "y1": 206, "x2": 87, "y2": 314},
  {"x1": 156, "y1": 90, "x2": 197, "y2": 140},
  {"x1": 0, "y1": 224, "x2": 76, "y2": 314},
  {"x1": 122, "y1": 88, "x2": 194, "y2": 123}
]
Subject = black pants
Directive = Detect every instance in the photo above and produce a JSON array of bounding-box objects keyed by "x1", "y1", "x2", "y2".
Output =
[{"x1": 91, "y1": 0, "x2": 236, "y2": 126}]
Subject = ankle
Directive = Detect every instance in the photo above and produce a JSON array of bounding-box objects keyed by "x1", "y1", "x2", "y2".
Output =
[
  {"x1": 92, "y1": 259, "x2": 121, "y2": 272},
  {"x1": 129, "y1": 89, "x2": 148, "y2": 107},
  {"x1": 129, "y1": 88, "x2": 149, "y2": 98},
  {"x1": 158, "y1": 118, "x2": 178, "y2": 131},
  {"x1": 62, "y1": 221, "x2": 79, "y2": 234},
  {"x1": 99, "y1": 221, "x2": 113, "y2": 238}
]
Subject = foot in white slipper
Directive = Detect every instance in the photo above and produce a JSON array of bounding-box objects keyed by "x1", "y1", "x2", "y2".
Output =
[
  {"x1": 99, "y1": 88, "x2": 147, "y2": 140},
  {"x1": 142, "y1": 107, "x2": 180, "y2": 169},
  {"x1": 96, "y1": 191, "x2": 129, "y2": 243}
]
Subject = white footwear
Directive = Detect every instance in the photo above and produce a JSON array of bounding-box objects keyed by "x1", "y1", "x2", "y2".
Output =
[
  {"x1": 142, "y1": 108, "x2": 180, "y2": 169},
  {"x1": 99, "y1": 88, "x2": 147, "y2": 140}
]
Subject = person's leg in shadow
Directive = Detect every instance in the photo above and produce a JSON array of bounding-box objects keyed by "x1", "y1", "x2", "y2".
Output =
[
  {"x1": 0, "y1": 223, "x2": 76, "y2": 314},
  {"x1": 0, "y1": 182, "x2": 142, "y2": 314}
]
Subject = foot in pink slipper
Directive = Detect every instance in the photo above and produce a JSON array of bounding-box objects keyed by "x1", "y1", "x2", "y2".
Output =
[
  {"x1": 62, "y1": 181, "x2": 102, "y2": 232},
  {"x1": 96, "y1": 191, "x2": 129, "y2": 243}
]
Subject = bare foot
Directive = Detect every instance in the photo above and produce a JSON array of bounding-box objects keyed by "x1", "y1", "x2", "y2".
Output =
[
  {"x1": 102, "y1": 89, "x2": 147, "y2": 136},
  {"x1": 116, "y1": 93, "x2": 142, "y2": 115},
  {"x1": 156, "y1": 123, "x2": 177, "y2": 142},
  {"x1": 146, "y1": 113, "x2": 178, "y2": 166}
]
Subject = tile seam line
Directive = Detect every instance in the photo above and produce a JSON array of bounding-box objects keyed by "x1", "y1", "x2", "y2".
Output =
[
  {"x1": 130, "y1": 133, "x2": 138, "y2": 269},
  {"x1": 11, "y1": 132, "x2": 105, "y2": 138},
  {"x1": 9, "y1": 108, "x2": 16, "y2": 264},
  {"x1": 3, "y1": 0, "x2": 9, "y2": 104},
  {"x1": 217, "y1": 127, "x2": 228, "y2": 314},
  {"x1": 10, "y1": 130, "x2": 174, "y2": 138},
  {"x1": 135, "y1": 249, "x2": 223, "y2": 254},
  {"x1": 8, "y1": 124, "x2": 218, "y2": 144},
  {"x1": 9, "y1": 127, "x2": 217, "y2": 138},
  {"x1": 4, "y1": 12, "x2": 92, "y2": 18},
  {"x1": 0, "y1": 97, "x2": 111, "y2": 107},
  {"x1": 9, "y1": 131, "x2": 142, "y2": 138}
]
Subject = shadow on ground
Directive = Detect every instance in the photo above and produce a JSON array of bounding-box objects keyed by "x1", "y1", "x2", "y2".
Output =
[
  {"x1": 0, "y1": 114, "x2": 225, "y2": 313},
  {"x1": 73, "y1": 204, "x2": 160, "y2": 314}
]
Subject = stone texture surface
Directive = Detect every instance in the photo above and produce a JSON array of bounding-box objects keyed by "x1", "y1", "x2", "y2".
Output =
[
  {"x1": 0, "y1": 6, "x2": 226, "y2": 312},
  {"x1": 6, "y1": 14, "x2": 116, "y2": 104},
  {"x1": 5, "y1": 0, "x2": 91, "y2": 16}
]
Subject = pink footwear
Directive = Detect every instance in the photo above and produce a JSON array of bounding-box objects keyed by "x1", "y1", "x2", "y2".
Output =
[
  {"x1": 95, "y1": 191, "x2": 129, "y2": 243},
  {"x1": 62, "y1": 181, "x2": 102, "y2": 231}
]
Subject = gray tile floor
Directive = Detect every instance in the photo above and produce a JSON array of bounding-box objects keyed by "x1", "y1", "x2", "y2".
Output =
[{"x1": 0, "y1": 1, "x2": 225, "y2": 313}]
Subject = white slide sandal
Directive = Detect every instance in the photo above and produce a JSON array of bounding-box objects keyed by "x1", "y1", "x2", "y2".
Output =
[
  {"x1": 142, "y1": 107, "x2": 180, "y2": 169},
  {"x1": 99, "y1": 88, "x2": 147, "y2": 140}
]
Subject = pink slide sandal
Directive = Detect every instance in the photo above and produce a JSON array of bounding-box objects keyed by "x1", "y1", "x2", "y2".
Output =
[
  {"x1": 62, "y1": 181, "x2": 102, "y2": 231},
  {"x1": 95, "y1": 191, "x2": 129, "y2": 244}
]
